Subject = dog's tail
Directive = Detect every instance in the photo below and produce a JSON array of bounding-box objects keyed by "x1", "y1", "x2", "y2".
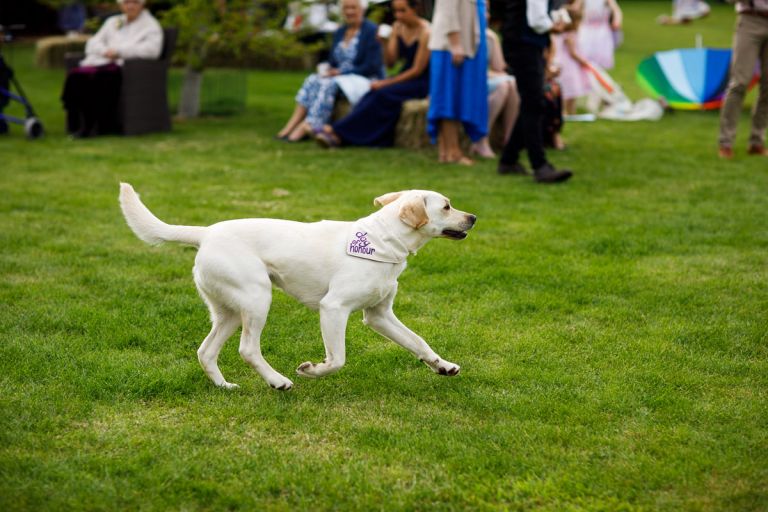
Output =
[{"x1": 119, "y1": 183, "x2": 206, "y2": 247}]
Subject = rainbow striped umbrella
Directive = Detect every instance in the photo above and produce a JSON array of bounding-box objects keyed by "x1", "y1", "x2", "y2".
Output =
[{"x1": 637, "y1": 48, "x2": 758, "y2": 110}]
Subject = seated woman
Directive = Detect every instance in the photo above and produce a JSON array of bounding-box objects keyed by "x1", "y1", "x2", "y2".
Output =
[
  {"x1": 469, "y1": 26, "x2": 520, "y2": 158},
  {"x1": 276, "y1": 0, "x2": 384, "y2": 142},
  {"x1": 61, "y1": 0, "x2": 163, "y2": 137},
  {"x1": 315, "y1": 0, "x2": 430, "y2": 148}
]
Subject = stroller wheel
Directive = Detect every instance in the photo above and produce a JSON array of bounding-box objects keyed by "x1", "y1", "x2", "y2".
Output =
[{"x1": 24, "y1": 117, "x2": 44, "y2": 139}]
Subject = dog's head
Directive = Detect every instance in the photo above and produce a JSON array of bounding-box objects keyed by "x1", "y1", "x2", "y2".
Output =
[{"x1": 374, "y1": 190, "x2": 476, "y2": 240}]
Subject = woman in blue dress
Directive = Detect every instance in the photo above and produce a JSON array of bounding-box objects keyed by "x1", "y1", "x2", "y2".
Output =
[
  {"x1": 276, "y1": 0, "x2": 384, "y2": 142},
  {"x1": 427, "y1": 0, "x2": 488, "y2": 165},
  {"x1": 316, "y1": 0, "x2": 430, "y2": 148}
]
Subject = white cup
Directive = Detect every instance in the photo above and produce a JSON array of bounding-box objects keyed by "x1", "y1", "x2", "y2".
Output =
[
  {"x1": 316, "y1": 62, "x2": 330, "y2": 77},
  {"x1": 550, "y1": 8, "x2": 571, "y2": 25},
  {"x1": 377, "y1": 24, "x2": 393, "y2": 39}
]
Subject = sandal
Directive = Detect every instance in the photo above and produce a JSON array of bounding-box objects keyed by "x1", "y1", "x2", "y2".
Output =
[{"x1": 315, "y1": 131, "x2": 339, "y2": 149}]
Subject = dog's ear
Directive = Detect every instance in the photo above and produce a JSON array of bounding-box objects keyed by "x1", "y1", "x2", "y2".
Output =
[
  {"x1": 398, "y1": 196, "x2": 429, "y2": 229},
  {"x1": 374, "y1": 191, "x2": 404, "y2": 207}
]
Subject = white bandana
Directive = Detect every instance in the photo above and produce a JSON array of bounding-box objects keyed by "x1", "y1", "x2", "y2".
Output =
[{"x1": 346, "y1": 216, "x2": 412, "y2": 263}]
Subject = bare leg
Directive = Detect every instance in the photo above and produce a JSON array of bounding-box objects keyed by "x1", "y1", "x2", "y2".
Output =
[
  {"x1": 564, "y1": 98, "x2": 577, "y2": 116},
  {"x1": 437, "y1": 121, "x2": 447, "y2": 162},
  {"x1": 488, "y1": 85, "x2": 507, "y2": 131},
  {"x1": 277, "y1": 104, "x2": 307, "y2": 138},
  {"x1": 470, "y1": 86, "x2": 507, "y2": 158},
  {"x1": 363, "y1": 299, "x2": 460, "y2": 376},
  {"x1": 440, "y1": 120, "x2": 473, "y2": 165}
]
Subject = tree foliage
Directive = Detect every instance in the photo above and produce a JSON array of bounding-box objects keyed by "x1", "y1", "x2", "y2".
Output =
[{"x1": 160, "y1": 0, "x2": 317, "y2": 72}]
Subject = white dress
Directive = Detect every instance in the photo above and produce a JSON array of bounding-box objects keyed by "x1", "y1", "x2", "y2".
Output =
[{"x1": 577, "y1": 0, "x2": 615, "y2": 70}]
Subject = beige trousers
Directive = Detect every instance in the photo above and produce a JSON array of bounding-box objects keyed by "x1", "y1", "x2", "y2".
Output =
[{"x1": 718, "y1": 13, "x2": 768, "y2": 148}]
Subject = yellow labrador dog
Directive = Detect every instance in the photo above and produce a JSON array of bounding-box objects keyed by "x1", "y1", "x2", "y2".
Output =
[{"x1": 119, "y1": 184, "x2": 476, "y2": 390}]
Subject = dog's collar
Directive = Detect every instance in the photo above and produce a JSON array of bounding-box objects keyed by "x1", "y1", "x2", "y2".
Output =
[{"x1": 346, "y1": 216, "x2": 413, "y2": 263}]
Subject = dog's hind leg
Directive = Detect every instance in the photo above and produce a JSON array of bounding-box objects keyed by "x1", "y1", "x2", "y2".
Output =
[
  {"x1": 238, "y1": 284, "x2": 294, "y2": 391},
  {"x1": 363, "y1": 296, "x2": 460, "y2": 377},
  {"x1": 196, "y1": 303, "x2": 242, "y2": 389}
]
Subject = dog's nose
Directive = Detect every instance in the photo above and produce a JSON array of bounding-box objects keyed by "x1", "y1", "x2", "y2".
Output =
[{"x1": 467, "y1": 214, "x2": 477, "y2": 226}]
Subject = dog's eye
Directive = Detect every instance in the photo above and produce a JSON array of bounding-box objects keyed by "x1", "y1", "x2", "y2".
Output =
[{"x1": 443, "y1": 204, "x2": 450, "y2": 211}]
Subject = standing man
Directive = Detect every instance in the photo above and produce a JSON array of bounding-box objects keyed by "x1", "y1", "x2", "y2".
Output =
[
  {"x1": 491, "y1": 0, "x2": 573, "y2": 183},
  {"x1": 718, "y1": 0, "x2": 768, "y2": 159}
]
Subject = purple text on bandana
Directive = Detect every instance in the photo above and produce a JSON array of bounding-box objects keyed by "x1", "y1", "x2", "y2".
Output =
[{"x1": 349, "y1": 231, "x2": 375, "y2": 255}]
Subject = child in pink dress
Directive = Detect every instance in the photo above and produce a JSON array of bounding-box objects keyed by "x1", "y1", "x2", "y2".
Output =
[
  {"x1": 553, "y1": 7, "x2": 591, "y2": 115},
  {"x1": 576, "y1": 0, "x2": 622, "y2": 70}
]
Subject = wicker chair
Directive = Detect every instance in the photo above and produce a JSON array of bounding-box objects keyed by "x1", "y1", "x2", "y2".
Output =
[{"x1": 65, "y1": 28, "x2": 177, "y2": 136}]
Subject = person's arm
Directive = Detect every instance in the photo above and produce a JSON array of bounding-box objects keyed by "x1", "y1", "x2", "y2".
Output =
[
  {"x1": 84, "y1": 16, "x2": 115, "y2": 58},
  {"x1": 114, "y1": 20, "x2": 163, "y2": 60},
  {"x1": 447, "y1": 31, "x2": 463, "y2": 66},
  {"x1": 545, "y1": 34, "x2": 560, "y2": 78},
  {"x1": 371, "y1": 26, "x2": 431, "y2": 90},
  {"x1": 383, "y1": 22, "x2": 402, "y2": 67},
  {"x1": 487, "y1": 30, "x2": 507, "y2": 74},
  {"x1": 607, "y1": 0, "x2": 623, "y2": 29},
  {"x1": 433, "y1": 0, "x2": 464, "y2": 65}
]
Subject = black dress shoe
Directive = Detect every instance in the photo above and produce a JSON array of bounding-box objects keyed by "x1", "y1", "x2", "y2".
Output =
[
  {"x1": 497, "y1": 161, "x2": 529, "y2": 175},
  {"x1": 534, "y1": 163, "x2": 573, "y2": 183}
]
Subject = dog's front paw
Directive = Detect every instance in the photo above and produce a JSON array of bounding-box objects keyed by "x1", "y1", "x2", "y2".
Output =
[
  {"x1": 424, "y1": 358, "x2": 461, "y2": 377},
  {"x1": 296, "y1": 359, "x2": 344, "y2": 378},
  {"x1": 296, "y1": 361, "x2": 319, "y2": 378},
  {"x1": 218, "y1": 381, "x2": 240, "y2": 390},
  {"x1": 267, "y1": 375, "x2": 294, "y2": 391}
]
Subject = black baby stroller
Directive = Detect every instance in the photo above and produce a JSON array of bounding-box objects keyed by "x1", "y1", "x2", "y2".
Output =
[{"x1": 0, "y1": 25, "x2": 44, "y2": 139}]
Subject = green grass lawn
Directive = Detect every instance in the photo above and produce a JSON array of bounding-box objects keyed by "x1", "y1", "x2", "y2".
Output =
[{"x1": 1, "y1": 2, "x2": 766, "y2": 510}]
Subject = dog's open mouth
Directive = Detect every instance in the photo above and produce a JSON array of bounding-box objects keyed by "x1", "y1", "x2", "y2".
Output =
[{"x1": 442, "y1": 229, "x2": 468, "y2": 240}]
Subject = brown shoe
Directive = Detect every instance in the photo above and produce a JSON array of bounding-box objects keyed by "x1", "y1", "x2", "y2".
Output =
[
  {"x1": 747, "y1": 144, "x2": 768, "y2": 156},
  {"x1": 533, "y1": 163, "x2": 573, "y2": 183},
  {"x1": 718, "y1": 146, "x2": 734, "y2": 159}
]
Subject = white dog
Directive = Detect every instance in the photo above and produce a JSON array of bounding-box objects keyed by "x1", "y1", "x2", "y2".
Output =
[{"x1": 119, "y1": 184, "x2": 476, "y2": 390}]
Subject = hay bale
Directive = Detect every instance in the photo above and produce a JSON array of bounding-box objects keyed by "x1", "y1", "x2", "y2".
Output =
[
  {"x1": 395, "y1": 99, "x2": 431, "y2": 150},
  {"x1": 35, "y1": 35, "x2": 89, "y2": 69},
  {"x1": 333, "y1": 97, "x2": 431, "y2": 149},
  {"x1": 332, "y1": 98, "x2": 352, "y2": 121},
  {"x1": 333, "y1": 95, "x2": 505, "y2": 151}
]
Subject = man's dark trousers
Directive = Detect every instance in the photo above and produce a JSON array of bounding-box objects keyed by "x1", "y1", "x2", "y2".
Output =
[{"x1": 499, "y1": 42, "x2": 547, "y2": 170}]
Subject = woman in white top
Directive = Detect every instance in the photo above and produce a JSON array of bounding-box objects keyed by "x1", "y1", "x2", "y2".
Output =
[{"x1": 61, "y1": 0, "x2": 163, "y2": 137}]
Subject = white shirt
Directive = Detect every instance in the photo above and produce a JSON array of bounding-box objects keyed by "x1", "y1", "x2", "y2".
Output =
[
  {"x1": 81, "y1": 9, "x2": 163, "y2": 67},
  {"x1": 527, "y1": 0, "x2": 554, "y2": 34}
]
